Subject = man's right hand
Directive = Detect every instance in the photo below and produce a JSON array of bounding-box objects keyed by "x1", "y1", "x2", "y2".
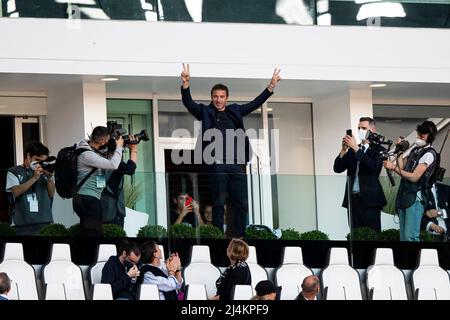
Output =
[
  {"x1": 127, "y1": 265, "x2": 140, "y2": 278},
  {"x1": 430, "y1": 224, "x2": 445, "y2": 234},
  {"x1": 32, "y1": 165, "x2": 44, "y2": 181},
  {"x1": 181, "y1": 63, "x2": 190, "y2": 88}
]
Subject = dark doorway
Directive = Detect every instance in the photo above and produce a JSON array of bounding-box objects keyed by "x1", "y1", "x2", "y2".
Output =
[{"x1": 0, "y1": 116, "x2": 15, "y2": 223}]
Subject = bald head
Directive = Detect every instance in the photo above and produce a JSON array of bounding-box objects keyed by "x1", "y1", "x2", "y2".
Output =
[{"x1": 301, "y1": 275, "x2": 320, "y2": 294}]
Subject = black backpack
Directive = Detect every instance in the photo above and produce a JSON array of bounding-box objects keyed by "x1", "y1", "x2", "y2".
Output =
[{"x1": 54, "y1": 144, "x2": 95, "y2": 199}]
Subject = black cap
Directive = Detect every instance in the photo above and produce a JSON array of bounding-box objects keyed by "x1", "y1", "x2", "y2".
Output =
[{"x1": 255, "y1": 280, "x2": 276, "y2": 296}]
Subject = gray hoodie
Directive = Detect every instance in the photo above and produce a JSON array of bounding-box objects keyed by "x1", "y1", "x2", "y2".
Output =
[{"x1": 76, "y1": 139, "x2": 123, "y2": 199}]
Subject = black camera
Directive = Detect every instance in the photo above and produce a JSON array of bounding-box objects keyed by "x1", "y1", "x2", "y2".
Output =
[
  {"x1": 366, "y1": 131, "x2": 393, "y2": 146},
  {"x1": 31, "y1": 156, "x2": 56, "y2": 173},
  {"x1": 106, "y1": 121, "x2": 150, "y2": 146},
  {"x1": 380, "y1": 139, "x2": 410, "y2": 161}
]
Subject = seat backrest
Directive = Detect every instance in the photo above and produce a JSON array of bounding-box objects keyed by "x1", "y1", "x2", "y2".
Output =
[
  {"x1": 247, "y1": 246, "x2": 258, "y2": 264},
  {"x1": 276, "y1": 265, "x2": 313, "y2": 300},
  {"x1": 321, "y1": 248, "x2": 362, "y2": 300},
  {"x1": 90, "y1": 244, "x2": 117, "y2": 285},
  {"x1": 189, "y1": 245, "x2": 211, "y2": 263},
  {"x1": 137, "y1": 284, "x2": 160, "y2": 300},
  {"x1": 281, "y1": 246, "x2": 304, "y2": 265},
  {"x1": 246, "y1": 246, "x2": 268, "y2": 288},
  {"x1": 0, "y1": 243, "x2": 39, "y2": 300},
  {"x1": 412, "y1": 249, "x2": 450, "y2": 300},
  {"x1": 185, "y1": 284, "x2": 207, "y2": 300},
  {"x1": 324, "y1": 285, "x2": 347, "y2": 300},
  {"x1": 366, "y1": 248, "x2": 407, "y2": 300},
  {"x1": 416, "y1": 287, "x2": 438, "y2": 300},
  {"x1": 183, "y1": 263, "x2": 221, "y2": 298},
  {"x1": 45, "y1": 283, "x2": 67, "y2": 300},
  {"x1": 159, "y1": 245, "x2": 165, "y2": 261},
  {"x1": 92, "y1": 283, "x2": 113, "y2": 300},
  {"x1": 8, "y1": 281, "x2": 19, "y2": 300},
  {"x1": 43, "y1": 244, "x2": 85, "y2": 300},
  {"x1": 232, "y1": 284, "x2": 254, "y2": 300}
]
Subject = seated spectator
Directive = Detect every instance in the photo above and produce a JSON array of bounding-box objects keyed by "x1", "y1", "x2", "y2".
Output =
[
  {"x1": 170, "y1": 192, "x2": 204, "y2": 227},
  {"x1": 295, "y1": 275, "x2": 320, "y2": 300},
  {"x1": 0, "y1": 272, "x2": 11, "y2": 300},
  {"x1": 101, "y1": 241, "x2": 141, "y2": 300},
  {"x1": 252, "y1": 280, "x2": 278, "y2": 300},
  {"x1": 211, "y1": 239, "x2": 251, "y2": 300},
  {"x1": 420, "y1": 183, "x2": 449, "y2": 241},
  {"x1": 138, "y1": 240, "x2": 183, "y2": 300}
]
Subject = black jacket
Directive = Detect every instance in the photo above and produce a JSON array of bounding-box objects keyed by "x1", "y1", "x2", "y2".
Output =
[
  {"x1": 101, "y1": 256, "x2": 134, "y2": 300},
  {"x1": 181, "y1": 87, "x2": 272, "y2": 164},
  {"x1": 333, "y1": 144, "x2": 387, "y2": 208},
  {"x1": 216, "y1": 261, "x2": 251, "y2": 300}
]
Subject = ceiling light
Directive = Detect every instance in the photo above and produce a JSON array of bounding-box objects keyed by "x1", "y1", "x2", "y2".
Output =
[
  {"x1": 369, "y1": 83, "x2": 387, "y2": 88},
  {"x1": 101, "y1": 77, "x2": 119, "y2": 82}
]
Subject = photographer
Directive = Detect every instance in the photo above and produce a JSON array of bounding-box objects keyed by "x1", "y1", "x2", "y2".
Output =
[
  {"x1": 420, "y1": 183, "x2": 449, "y2": 241},
  {"x1": 73, "y1": 126, "x2": 124, "y2": 236},
  {"x1": 101, "y1": 135, "x2": 139, "y2": 227},
  {"x1": 333, "y1": 117, "x2": 387, "y2": 233},
  {"x1": 6, "y1": 141, "x2": 55, "y2": 235},
  {"x1": 383, "y1": 120, "x2": 438, "y2": 242}
]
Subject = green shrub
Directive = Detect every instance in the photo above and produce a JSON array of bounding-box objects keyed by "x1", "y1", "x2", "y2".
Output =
[
  {"x1": 102, "y1": 224, "x2": 127, "y2": 237},
  {"x1": 137, "y1": 225, "x2": 168, "y2": 238},
  {"x1": 420, "y1": 230, "x2": 435, "y2": 242},
  {"x1": 378, "y1": 229, "x2": 400, "y2": 241},
  {"x1": 196, "y1": 224, "x2": 225, "y2": 239},
  {"x1": 346, "y1": 227, "x2": 378, "y2": 241},
  {"x1": 280, "y1": 228, "x2": 302, "y2": 240},
  {"x1": 169, "y1": 223, "x2": 196, "y2": 239},
  {"x1": 38, "y1": 223, "x2": 70, "y2": 236},
  {"x1": 299, "y1": 230, "x2": 330, "y2": 241},
  {"x1": 244, "y1": 227, "x2": 276, "y2": 240},
  {"x1": 68, "y1": 223, "x2": 81, "y2": 236},
  {"x1": 0, "y1": 222, "x2": 16, "y2": 236}
]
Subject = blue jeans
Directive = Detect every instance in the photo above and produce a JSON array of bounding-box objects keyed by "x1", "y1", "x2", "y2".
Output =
[{"x1": 398, "y1": 200, "x2": 423, "y2": 242}]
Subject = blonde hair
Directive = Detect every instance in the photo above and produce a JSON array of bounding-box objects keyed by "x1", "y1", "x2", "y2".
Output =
[{"x1": 228, "y1": 239, "x2": 249, "y2": 262}]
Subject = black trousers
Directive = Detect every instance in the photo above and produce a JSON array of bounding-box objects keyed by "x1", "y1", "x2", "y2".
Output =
[
  {"x1": 208, "y1": 164, "x2": 248, "y2": 237},
  {"x1": 348, "y1": 193, "x2": 381, "y2": 233},
  {"x1": 73, "y1": 194, "x2": 103, "y2": 237}
]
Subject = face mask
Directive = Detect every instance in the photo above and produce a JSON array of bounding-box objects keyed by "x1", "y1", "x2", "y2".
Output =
[
  {"x1": 358, "y1": 129, "x2": 368, "y2": 142},
  {"x1": 415, "y1": 138, "x2": 427, "y2": 147}
]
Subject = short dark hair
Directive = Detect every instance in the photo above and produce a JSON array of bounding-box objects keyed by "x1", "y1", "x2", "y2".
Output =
[
  {"x1": 117, "y1": 240, "x2": 140, "y2": 257},
  {"x1": 359, "y1": 117, "x2": 376, "y2": 126},
  {"x1": 417, "y1": 120, "x2": 437, "y2": 143},
  {"x1": 91, "y1": 126, "x2": 110, "y2": 143},
  {"x1": 24, "y1": 141, "x2": 49, "y2": 158},
  {"x1": 210, "y1": 84, "x2": 229, "y2": 97},
  {"x1": 0, "y1": 272, "x2": 11, "y2": 294},
  {"x1": 140, "y1": 240, "x2": 158, "y2": 264}
]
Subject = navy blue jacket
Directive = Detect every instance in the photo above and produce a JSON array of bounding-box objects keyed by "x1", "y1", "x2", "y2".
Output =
[
  {"x1": 333, "y1": 144, "x2": 387, "y2": 208},
  {"x1": 181, "y1": 87, "x2": 273, "y2": 163}
]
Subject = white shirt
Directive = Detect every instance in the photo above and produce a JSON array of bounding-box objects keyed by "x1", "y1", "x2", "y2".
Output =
[
  {"x1": 426, "y1": 184, "x2": 448, "y2": 234},
  {"x1": 352, "y1": 142, "x2": 369, "y2": 194},
  {"x1": 142, "y1": 262, "x2": 183, "y2": 300}
]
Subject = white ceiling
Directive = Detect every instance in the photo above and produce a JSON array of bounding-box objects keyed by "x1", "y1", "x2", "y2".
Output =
[{"x1": 1, "y1": 73, "x2": 450, "y2": 104}]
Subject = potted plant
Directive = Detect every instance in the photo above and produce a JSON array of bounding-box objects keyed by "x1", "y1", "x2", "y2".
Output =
[
  {"x1": 280, "y1": 228, "x2": 302, "y2": 240},
  {"x1": 346, "y1": 227, "x2": 378, "y2": 241},
  {"x1": 38, "y1": 223, "x2": 70, "y2": 236},
  {"x1": 196, "y1": 225, "x2": 225, "y2": 239},
  {"x1": 169, "y1": 223, "x2": 196, "y2": 239},
  {"x1": 68, "y1": 223, "x2": 81, "y2": 236},
  {"x1": 0, "y1": 222, "x2": 16, "y2": 236},
  {"x1": 299, "y1": 230, "x2": 330, "y2": 241},
  {"x1": 244, "y1": 225, "x2": 276, "y2": 240},
  {"x1": 378, "y1": 229, "x2": 400, "y2": 241},
  {"x1": 102, "y1": 224, "x2": 127, "y2": 237},
  {"x1": 137, "y1": 225, "x2": 168, "y2": 238}
]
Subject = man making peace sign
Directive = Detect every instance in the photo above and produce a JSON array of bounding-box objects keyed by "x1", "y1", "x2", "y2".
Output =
[{"x1": 180, "y1": 64, "x2": 281, "y2": 236}]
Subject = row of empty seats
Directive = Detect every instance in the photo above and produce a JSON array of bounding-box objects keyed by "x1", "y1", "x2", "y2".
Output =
[{"x1": 1, "y1": 242, "x2": 449, "y2": 300}]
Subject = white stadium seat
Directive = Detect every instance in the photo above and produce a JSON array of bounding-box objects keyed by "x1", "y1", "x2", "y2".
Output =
[
  {"x1": 42, "y1": 244, "x2": 85, "y2": 300},
  {"x1": 321, "y1": 247, "x2": 362, "y2": 300},
  {"x1": 0, "y1": 243, "x2": 39, "y2": 300},
  {"x1": 137, "y1": 284, "x2": 160, "y2": 300},
  {"x1": 185, "y1": 284, "x2": 207, "y2": 300},
  {"x1": 232, "y1": 284, "x2": 254, "y2": 300},
  {"x1": 90, "y1": 244, "x2": 117, "y2": 285},
  {"x1": 366, "y1": 248, "x2": 408, "y2": 300},
  {"x1": 247, "y1": 246, "x2": 268, "y2": 288},
  {"x1": 412, "y1": 249, "x2": 450, "y2": 300},
  {"x1": 92, "y1": 283, "x2": 113, "y2": 300},
  {"x1": 183, "y1": 245, "x2": 221, "y2": 298},
  {"x1": 275, "y1": 247, "x2": 313, "y2": 300}
]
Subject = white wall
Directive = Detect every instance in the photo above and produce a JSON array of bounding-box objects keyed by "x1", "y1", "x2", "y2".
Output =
[{"x1": 0, "y1": 19, "x2": 450, "y2": 83}]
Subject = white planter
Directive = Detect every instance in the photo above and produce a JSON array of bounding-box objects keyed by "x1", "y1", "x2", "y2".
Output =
[
  {"x1": 381, "y1": 211, "x2": 399, "y2": 230},
  {"x1": 124, "y1": 207, "x2": 149, "y2": 237}
]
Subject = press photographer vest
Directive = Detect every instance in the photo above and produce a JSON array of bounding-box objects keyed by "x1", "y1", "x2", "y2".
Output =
[
  {"x1": 396, "y1": 146, "x2": 437, "y2": 209},
  {"x1": 7, "y1": 165, "x2": 53, "y2": 226},
  {"x1": 137, "y1": 264, "x2": 178, "y2": 300}
]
